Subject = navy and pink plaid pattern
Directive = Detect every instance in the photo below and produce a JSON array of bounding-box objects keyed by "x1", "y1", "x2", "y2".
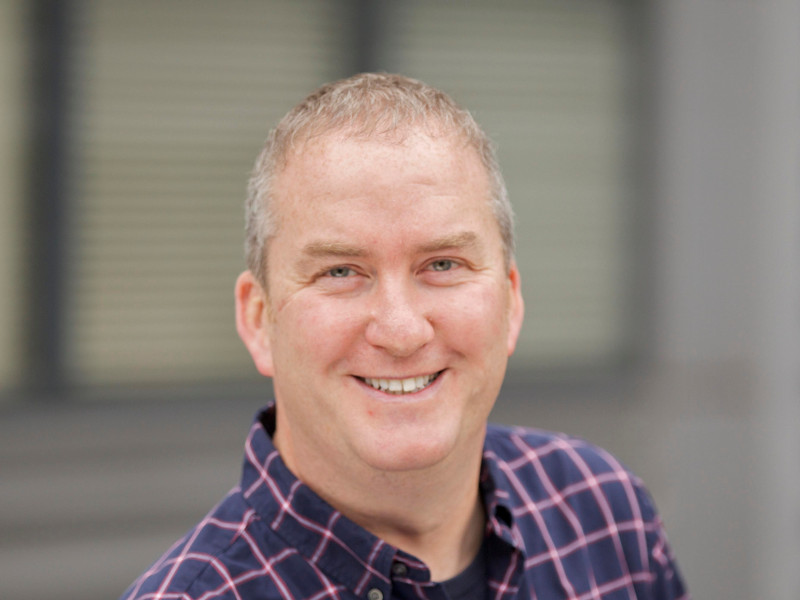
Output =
[{"x1": 120, "y1": 404, "x2": 688, "y2": 600}]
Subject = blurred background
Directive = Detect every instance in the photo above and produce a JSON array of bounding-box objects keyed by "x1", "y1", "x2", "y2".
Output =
[{"x1": 1, "y1": 0, "x2": 798, "y2": 598}]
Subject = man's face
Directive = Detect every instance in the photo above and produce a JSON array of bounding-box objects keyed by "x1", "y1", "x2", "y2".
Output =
[{"x1": 238, "y1": 130, "x2": 523, "y2": 478}]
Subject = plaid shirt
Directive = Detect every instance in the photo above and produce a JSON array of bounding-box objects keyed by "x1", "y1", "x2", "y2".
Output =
[{"x1": 120, "y1": 404, "x2": 688, "y2": 600}]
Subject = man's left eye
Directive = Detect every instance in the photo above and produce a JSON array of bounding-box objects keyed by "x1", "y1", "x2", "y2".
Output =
[
  {"x1": 327, "y1": 266, "x2": 354, "y2": 278},
  {"x1": 428, "y1": 260, "x2": 454, "y2": 272}
]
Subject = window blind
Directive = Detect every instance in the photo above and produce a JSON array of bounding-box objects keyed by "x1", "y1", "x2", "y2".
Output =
[
  {"x1": 0, "y1": 0, "x2": 26, "y2": 391},
  {"x1": 68, "y1": 0, "x2": 343, "y2": 385},
  {"x1": 388, "y1": 0, "x2": 635, "y2": 371},
  {"x1": 67, "y1": 0, "x2": 636, "y2": 387}
]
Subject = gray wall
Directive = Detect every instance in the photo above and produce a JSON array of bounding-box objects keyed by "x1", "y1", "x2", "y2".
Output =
[
  {"x1": 652, "y1": 1, "x2": 800, "y2": 596},
  {"x1": 516, "y1": 1, "x2": 800, "y2": 597}
]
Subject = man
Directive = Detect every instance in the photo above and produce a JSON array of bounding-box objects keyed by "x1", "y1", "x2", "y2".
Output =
[{"x1": 121, "y1": 73, "x2": 688, "y2": 600}]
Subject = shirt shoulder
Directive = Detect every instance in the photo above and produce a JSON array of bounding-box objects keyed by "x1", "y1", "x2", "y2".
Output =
[
  {"x1": 484, "y1": 423, "x2": 656, "y2": 523},
  {"x1": 118, "y1": 488, "x2": 299, "y2": 600},
  {"x1": 482, "y1": 424, "x2": 689, "y2": 599},
  {"x1": 486, "y1": 423, "x2": 641, "y2": 485}
]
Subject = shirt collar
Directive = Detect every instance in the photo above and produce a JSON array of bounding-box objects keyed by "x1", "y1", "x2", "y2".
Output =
[
  {"x1": 479, "y1": 440, "x2": 527, "y2": 552},
  {"x1": 240, "y1": 404, "x2": 523, "y2": 592}
]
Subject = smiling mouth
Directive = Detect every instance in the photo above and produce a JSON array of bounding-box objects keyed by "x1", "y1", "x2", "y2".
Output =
[{"x1": 358, "y1": 371, "x2": 443, "y2": 395}]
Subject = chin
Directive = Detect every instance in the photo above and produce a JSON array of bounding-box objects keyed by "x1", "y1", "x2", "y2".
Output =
[{"x1": 356, "y1": 431, "x2": 461, "y2": 473}]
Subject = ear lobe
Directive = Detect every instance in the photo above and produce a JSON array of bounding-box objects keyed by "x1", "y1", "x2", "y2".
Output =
[
  {"x1": 505, "y1": 261, "x2": 525, "y2": 356},
  {"x1": 235, "y1": 270, "x2": 275, "y2": 377}
]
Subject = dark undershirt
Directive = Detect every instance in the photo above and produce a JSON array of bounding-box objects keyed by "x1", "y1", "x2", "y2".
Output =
[{"x1": 439, "y1": 539, "x2": 488, "y2": 600}]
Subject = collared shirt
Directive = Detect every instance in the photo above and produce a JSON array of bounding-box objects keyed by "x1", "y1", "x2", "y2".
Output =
[{"x1": 120, "y1": 404, "x2": 689, "y2": 600}]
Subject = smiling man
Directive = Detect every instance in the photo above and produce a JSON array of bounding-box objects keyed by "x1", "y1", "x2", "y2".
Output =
[{"x1": 120, "y1": 74, "x2": 688, "y2": 600}]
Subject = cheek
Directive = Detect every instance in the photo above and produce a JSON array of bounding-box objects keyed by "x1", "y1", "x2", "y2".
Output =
[
  {"x1": 434, "y1": 286, "x2": 509, "y2": 348},
  {"x1": 276, "y1": 297, "x2": 365, "y2": 361}
]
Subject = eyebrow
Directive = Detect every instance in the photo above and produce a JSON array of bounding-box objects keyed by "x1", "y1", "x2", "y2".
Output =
[
  {"x1": 416, "y1": 231, "x2": 480, "y2": 254},
  {"x1": 299, "y1": 231, "x2": 481, "y2": 261},
  {"x1": 301, "y1": 241, "x2": 368, "y2": 258}
]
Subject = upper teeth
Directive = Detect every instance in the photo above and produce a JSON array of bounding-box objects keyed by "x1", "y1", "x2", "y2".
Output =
[{"x1": 363, "y1": 373, "x2": 437, "y2": 394}]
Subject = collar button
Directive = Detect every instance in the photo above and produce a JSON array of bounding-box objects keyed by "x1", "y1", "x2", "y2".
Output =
[
  {"x1": 391, "y1": 562, "x2": 408, "y2": 577},
  {"x1": 367, "y1": 589, "x2": 384, "y2": 600}
]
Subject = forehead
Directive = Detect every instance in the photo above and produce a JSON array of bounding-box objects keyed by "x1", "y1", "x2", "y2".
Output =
[
  {"x1": 266, "y1": 130, "x2": 500, "y2": 261},
  {"x1": 274, "y1": 129, "x2": 489, "y2": 210}
]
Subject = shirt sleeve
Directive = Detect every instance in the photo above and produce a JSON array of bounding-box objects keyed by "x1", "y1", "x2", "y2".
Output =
[{"x1": 636, "y1": 484, "x2": 690, "y2": 600}]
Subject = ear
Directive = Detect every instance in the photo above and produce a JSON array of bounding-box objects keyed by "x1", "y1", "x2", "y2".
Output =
[
  {"x1": 235, "y1": 270, "x2": 275, "y2": 377},
  {"x1": 505, "y1": 260, "x2": 525, "y2": 356}
]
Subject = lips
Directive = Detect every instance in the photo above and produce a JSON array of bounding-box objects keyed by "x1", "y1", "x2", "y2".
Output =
[{"x1": 359, "y1": 371, "x2": 442, "y2": 395}]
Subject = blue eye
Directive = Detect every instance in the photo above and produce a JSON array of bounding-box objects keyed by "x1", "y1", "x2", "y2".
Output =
[
  {"x1": 327, "y1": 266, "x2": 354, "y2": 278},
  {"x1": 429, "y1": 260, "x2": 454, "y2": 272}
]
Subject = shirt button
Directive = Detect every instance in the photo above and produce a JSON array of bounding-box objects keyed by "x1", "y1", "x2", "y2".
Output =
[
  {"x1": 367, "y1": 589, "x2": 384, "y2": 600},
  {"x1": 391, "y1": 562, "x2": 408, "y2": 577}
]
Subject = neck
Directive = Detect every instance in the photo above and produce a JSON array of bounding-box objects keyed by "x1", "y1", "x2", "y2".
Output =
[
  {"x1": 276, "y1": 428, "x2": 487, "y2": 581},
  {"x1": 348, "y1": 466, "x2": 486, "y2": 581}
]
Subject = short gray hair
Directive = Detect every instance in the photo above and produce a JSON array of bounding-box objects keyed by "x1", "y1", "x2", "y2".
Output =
[{"x1": 245, "y1": 73, "x2": 514, "y2": 284}]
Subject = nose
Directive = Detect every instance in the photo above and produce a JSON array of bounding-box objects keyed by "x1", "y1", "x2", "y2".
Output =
[{"x1": 364, "y1": 279, "x2": 434, "y2": 357}]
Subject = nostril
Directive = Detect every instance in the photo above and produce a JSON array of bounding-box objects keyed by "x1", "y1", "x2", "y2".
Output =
[
  {"x1": 364, "y1": 284, "x2": 435, "y2": 356},
  {"x1": 365, "y1": 313, "x2": 434, "y2": 357}
]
